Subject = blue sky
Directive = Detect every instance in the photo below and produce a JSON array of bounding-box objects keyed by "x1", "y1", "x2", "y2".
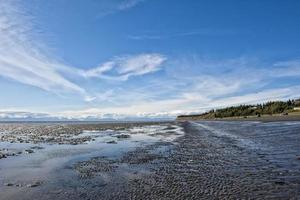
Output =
[{"x1": 0, "y1": 0, "x2": 300, "y2": 120}]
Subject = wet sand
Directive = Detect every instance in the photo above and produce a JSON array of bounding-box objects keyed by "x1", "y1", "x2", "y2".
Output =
[
  {"x1": 0, "y1": 121, "x2": 299, "y2": 199},
  {"x1": 123, "y1": 121, "x2": 300, "y2": 199}
]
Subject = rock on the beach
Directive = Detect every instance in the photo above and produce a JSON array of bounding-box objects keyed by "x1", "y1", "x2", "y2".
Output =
[
  {"x1": 4, "y1": 183, "x2": 14, "y2": 186},
  {"x1": 106, "y1": 140, "x2": 117, "y2": 144},
  {"x1": 115, "y1": 134, "x2": 131, "y2": 139},
  {"x1": 24, "y1": 149, "x2": 34, "y2": 154},
  {"x1": 0, "y1": 153, "x2": 7, "y2": 159},
  {"x1": 30, "y1": 146, "x2": 44, "y2": 150},
  {"x1": 26, "y1": 181, "x2": 42, "y2": 188}
]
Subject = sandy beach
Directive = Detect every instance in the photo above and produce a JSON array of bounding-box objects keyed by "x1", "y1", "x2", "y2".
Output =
[{"x1": 0, "y1": 121, "x2": 299, "y2": 199}]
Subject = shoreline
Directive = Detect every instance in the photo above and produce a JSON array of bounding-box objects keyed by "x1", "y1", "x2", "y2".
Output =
[{"x1": 177, "y1": 114, "x2": 300, "y2": 122}]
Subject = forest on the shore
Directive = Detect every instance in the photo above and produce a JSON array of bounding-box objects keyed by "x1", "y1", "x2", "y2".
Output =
[{"x1": 177, "y1": 99, "x2": 300, "y2": 120}]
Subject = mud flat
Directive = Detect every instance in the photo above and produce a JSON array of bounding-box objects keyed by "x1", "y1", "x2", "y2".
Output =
[
  {"x1": 0, "y1": 122, "x2": 183, "y2": 200},
  {"x1": 0, "y1": 121, "x2": 299, "y2": 199},
  {"x1": 121, "y1": 121, "x2": 300, "y2": 199}
]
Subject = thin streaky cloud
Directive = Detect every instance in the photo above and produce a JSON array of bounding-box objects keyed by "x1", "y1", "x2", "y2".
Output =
[
  {"x1": 118, "y1": 0, "x2": 145, "y2": 10},
  {"x1": 0, "y1": 1, "x2": 86, "y2": 96},
  {"x1": 28, "y1": 85, "x2": 300, "y2": 120},
  {"x1": 83, "y1": 54, "x2": 166, "y2": 81},
  {"x1": 0, "y1": 1, "x2": 164, "y2": 102},
  {"x1": 128, "y1": 29, "x2": 236, "y2": 40},
  {"x1": 96, "y1": 0, "x2": 145, "y2": 18},
  {"x1": 1, "y1": 85, "x2": 299, "y2": 120},
  {"x1": 271, "y1": 59, "x2": 300, "y2": 77}
]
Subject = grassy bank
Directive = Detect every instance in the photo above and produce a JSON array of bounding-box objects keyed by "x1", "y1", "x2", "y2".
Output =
[{"x1": 177, "y1": 99, "x2": 300, "y2": 121}]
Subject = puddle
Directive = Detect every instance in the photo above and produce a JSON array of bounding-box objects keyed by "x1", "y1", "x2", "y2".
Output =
[{"x1": 0, "y1": 123, "x2": 184, "y2": 199}]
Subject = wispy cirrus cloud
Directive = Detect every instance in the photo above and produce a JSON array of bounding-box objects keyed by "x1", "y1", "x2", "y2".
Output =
[
  {"x1": 1, "y1": 84, "x2": 299, "y2": 120},
  {"x1": 48, "y1": 85, "x2": 300, "y2": 120},
  {"x1": 128, "y1": 29, "x2": 236, "y2": 40},
  {"x1": 271, "y1": 59, "x2": 300, "y2": 77},
  {"x1": 96, "y1": 0, "x2": 145, "y2": 18},
  {"x1": 0, "y1": 1, "x2": 164, "y2": 102},
  {"x1": 84, "y1": 54, "x2": 166, "y2": 81},
  {"x1": 118, "y1": 0, "x2": 144, "y2": 10},
  {"x1": 0, "y1": 1, "x2": 86, "y2": 96},
  {"x1": 52, "y1": 55, "x2": 300, "y2": 119}
]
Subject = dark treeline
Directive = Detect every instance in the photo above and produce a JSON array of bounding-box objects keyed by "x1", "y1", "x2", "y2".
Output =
[{"x1": 178, "y1": 99, "x2": 300, "y2": 119}]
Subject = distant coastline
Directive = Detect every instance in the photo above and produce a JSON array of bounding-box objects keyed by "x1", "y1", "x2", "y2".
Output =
[
  {"x1": 177, "y1": 99, "x2": 300, "y2": 121},
  {"x1": 177, "y1": 114, "x2": 300, "y2": 122}
]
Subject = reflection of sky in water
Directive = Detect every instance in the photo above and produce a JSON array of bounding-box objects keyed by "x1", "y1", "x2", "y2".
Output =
[{"x1": 0, "y1": 124, "x2": 184, "y2": 188}]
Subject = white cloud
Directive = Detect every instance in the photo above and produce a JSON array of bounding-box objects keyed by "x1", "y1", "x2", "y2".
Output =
[
  {"x1": 0, "y1": 110, "x2": 50, "y2": 119},
  {"x1": 207, "y1": 86, "x2": 300, "y2": 110},
  {"x1": 97, "y1": 0, "x2": 145, "y2": 18},
  {"x1": 0, "y1": 1, "x2": 165, "y2": 102},
  {"x1": 118, "y1": 0, "x2": 144, "y2": 10},
  {"x1": 84, "y1": 54, "x2": 166, "y2": 81},
  {"x1": 271, "y1": 60, "x2": 300, "y2": 77},
  {"x1": 0, "y1": 1, "x2": 86, "y2": 96},
  {"x1": 0, "y1": 85, "x2": 299, "y2": 120},
  {"x1": 84, "y1": 62, "x2": 115, "y2": 78},
  {"x1": 128, "y1": 29, "x2": 236, "y2": 40},
  {"x1": 54, "y1": 86, "x2": 300, "y2": 119}
]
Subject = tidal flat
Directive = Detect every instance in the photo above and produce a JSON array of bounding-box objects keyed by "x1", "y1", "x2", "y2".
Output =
[{"x1": 0, "y1": 121, "x2": 299, "y2": 199}]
